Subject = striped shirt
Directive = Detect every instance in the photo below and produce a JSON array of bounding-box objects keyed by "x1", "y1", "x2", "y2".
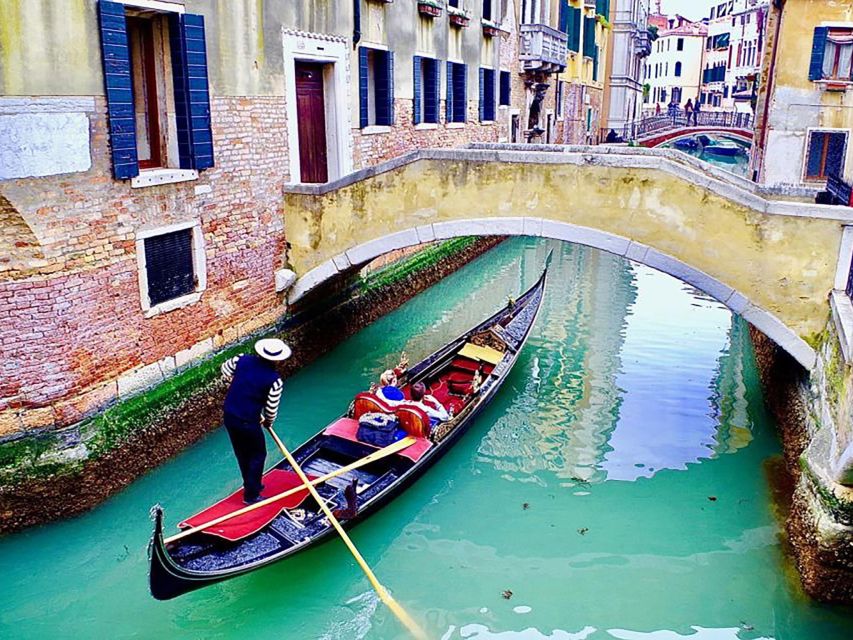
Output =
[{"x1": 222, "y1": 354, "x2": 284, "y2": 423}]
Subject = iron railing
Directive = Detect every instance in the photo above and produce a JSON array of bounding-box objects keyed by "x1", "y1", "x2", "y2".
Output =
[{"x1": 610, "y1": 111, "x2": 755, "y2": 142}]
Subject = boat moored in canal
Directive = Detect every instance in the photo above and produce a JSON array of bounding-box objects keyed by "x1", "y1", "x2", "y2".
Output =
[{"x1": 149, "y1": 258, "x2": 549, "y2": 600}]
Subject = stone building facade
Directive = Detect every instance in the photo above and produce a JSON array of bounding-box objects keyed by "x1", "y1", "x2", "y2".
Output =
[
  {"x1": 601, "y1": 0, "x2": 651, "y2": 134},
  {"x1": 642, "y1": 14, "x2": 707, "y2": 112},
  {"x1": 0, "y1": 0, "x2": 512, "y2": 439}
]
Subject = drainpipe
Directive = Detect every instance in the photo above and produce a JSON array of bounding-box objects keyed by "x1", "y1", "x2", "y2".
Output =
[
  {"x1": 754, "y1": 0, "x2": 784, "y2": 182},
  {"x1": 353, "y1": 0, "x2": 361, "y2": 48}
]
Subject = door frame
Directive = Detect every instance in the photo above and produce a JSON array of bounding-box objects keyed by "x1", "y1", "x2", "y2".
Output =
[{"x1": 283, "y1": 30, "x2": 352, "y2": 183}]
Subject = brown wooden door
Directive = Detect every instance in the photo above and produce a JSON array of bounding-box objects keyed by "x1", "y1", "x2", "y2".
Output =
[{"x1": 295, "y1": 62, "x2": 328, "y2": 183}]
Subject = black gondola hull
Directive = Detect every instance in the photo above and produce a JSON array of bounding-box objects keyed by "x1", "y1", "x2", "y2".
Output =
[{"x1": 149, "y1": 263, "x2": 548, "y2": 600}]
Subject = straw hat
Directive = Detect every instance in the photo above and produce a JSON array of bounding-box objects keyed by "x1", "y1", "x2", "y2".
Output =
[{"x1": 254, "y1": 338, "x2": 292, "y2": 362}]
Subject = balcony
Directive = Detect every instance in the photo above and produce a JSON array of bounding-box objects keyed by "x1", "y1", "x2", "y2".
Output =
[
  {"x1": 634, "y1": 29, "x2": 651, "y2": 57},
  {"x1": 519, "y1": 23, "x2": 569, "y2": 73}
]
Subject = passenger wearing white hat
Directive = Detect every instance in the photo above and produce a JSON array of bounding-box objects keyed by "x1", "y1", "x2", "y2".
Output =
[{"x1": 220, "y1": 338, "x2": 292, "y2": 504}]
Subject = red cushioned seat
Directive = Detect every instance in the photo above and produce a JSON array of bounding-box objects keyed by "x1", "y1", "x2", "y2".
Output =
[{"x1": 452, "y1": 357, "x2": 481, "y2": 373}]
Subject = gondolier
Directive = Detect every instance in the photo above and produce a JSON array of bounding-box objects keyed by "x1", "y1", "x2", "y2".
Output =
[{"x1": 220, "y1": 338, "x2": 291, "y2": 504}]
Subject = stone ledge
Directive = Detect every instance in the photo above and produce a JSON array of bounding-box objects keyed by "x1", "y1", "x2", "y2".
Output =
[{"x1": 283, "y1": 145, "x2": 853, "y2": 223}]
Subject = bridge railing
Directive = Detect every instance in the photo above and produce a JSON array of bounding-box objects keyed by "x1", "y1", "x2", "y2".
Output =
[{"x1": 607, "y1": 111, "x2": 755, "y2": 143}]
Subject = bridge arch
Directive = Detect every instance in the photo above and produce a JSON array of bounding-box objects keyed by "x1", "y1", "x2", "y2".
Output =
[
  {"x1": 640, "y1": 127, "x2": 754, "y2": 149},
  {"x1": 289, "y1": 218, "x2": 815, "y2": 370},
  {"x1": 283, "y1": 147, "x2": 847, "y2": 372}
]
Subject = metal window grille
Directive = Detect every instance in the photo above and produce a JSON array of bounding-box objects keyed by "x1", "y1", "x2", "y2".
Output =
[{"x1": 144, "y1": 228, "x2": 195, "y2": 306}]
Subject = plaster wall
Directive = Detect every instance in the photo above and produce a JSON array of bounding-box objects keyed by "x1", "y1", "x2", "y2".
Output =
[
  {"x1": 758, "y1": 0, "x2": 853, "y2": 188},
  {"x1": 282, "y1": 150, "x2": 844, "y2": 369}
]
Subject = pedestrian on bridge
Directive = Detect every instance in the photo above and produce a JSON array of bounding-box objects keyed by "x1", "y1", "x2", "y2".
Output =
[
  {"x1": 685, "y1": 99, "x2": 694, "y2": 125},
  {"x1": 220, "y1": 338, "x2": 291, "y2": 504},
  {"x1": 692, "y1": 99, "x2": 701, "y2": 126}
]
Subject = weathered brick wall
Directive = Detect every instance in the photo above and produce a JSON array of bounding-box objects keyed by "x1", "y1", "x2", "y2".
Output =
[
  {"x1": 352, "y1": 99, "x2": 500, "y2": 168},
  {"x1": 0, "y1": 89, "x2": 515, "y2": 439},
  {"x1": 0, "y1": 96, "x2": 288, "y2": 436}
]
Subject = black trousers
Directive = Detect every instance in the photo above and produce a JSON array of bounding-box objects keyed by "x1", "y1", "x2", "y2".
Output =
[{"x1": 224, "y1": 414, "x2": 266, "y2": 500}]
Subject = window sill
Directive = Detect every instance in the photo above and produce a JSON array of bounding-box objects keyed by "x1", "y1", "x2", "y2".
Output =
[
  {"x1": 479, "y1": 120, "x2": 496, "y2": 125},
  {"x1": 131, "y1": 168, "x2": 199, "y2": 189},
  {"x1": 361, "y1": 125, "x2": 392, "y2": 136},
  {"x1": 144, "y1": 290, "x2": 203, "y2": 318},
  {"x1": 816, "y1": 79, "x2": 852, "y2": 91},
  {"x1": 414, "y1": 123, "x2": 439, "y2": 130},
  {"x1": 446, "y1": 122, "x2": 466, "y2": 129}
]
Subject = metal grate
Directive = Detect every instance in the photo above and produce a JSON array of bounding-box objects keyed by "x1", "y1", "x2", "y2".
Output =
[{"x1": 144, "y1": 228, "x2": 195, "y2": 306}]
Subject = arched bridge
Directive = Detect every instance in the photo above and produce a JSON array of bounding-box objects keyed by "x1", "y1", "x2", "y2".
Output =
[
  {"x1": 282, "y1": 145, "x2": 852, "y2": 371},
  {"x1": 617, "y1": 111, "x2": 755, "y2": 148},
  {"x1": 639, "y1": 127, "x2": 754, "y2": 149}
]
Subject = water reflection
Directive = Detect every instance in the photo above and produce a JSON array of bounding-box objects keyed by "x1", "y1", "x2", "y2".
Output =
[
  {"x1": 476, "y1": 240, "x2": 754, "y2": 485},
  {"x1": 661, "y1": 134, "x2": 752, "y2": 177}
]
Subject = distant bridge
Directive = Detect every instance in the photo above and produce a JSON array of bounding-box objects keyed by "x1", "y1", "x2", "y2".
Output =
[
  {"x1": 610, "y1": 111, "x2": 755, "y2": 148},
  {"x1": 282, "y1": 144, "x2": 852, "y2": 371}
]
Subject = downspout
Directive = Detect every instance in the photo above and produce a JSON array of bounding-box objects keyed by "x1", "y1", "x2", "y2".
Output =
[
  {"x1": 353, "y1": 0, "x2": 361, "y2": 48},
  {"x1": 754, "y1": 0, "x2": 784, "y2": 182}
]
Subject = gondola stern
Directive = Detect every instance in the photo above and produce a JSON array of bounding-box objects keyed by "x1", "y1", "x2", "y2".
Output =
[{"x1": 148, "y1": 504, "x2": 194, "y2": 601}]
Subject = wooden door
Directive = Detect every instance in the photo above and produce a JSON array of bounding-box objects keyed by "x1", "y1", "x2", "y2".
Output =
[{"x1": 295, "y1": 62, "x2": 329, "y2": 183}]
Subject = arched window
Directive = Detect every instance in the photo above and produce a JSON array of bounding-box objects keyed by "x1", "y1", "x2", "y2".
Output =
[{"x1": 675, "y1": 62, "x2": 683, "y2": 77}]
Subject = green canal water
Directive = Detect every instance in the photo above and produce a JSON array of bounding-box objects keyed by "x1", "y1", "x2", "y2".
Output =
[{"x1": 2, "y1": 237, "x2": 852, "y2": 639}]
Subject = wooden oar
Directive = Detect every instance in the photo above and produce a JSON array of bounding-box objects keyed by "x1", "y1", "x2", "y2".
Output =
[
  {"x1": 164, "y1": 436, "x2": 417, "y2": 544},
  {"x1": 267, "y1": 426, "x2": 428, "y2": 640}
]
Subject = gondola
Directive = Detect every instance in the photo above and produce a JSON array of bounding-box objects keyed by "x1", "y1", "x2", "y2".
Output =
[{"x1": 149, "y1": 256, "x2": 549, "y2": 600}]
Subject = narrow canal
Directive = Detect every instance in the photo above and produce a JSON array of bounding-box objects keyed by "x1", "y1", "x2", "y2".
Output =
[{"x1": 2, "y1": 238, "x2": 852, "y2": 639}]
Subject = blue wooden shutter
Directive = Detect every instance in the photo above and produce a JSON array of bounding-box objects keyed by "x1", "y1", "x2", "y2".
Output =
[
  {"x1": 809, "y1": 27, "x2": 829, "y2": 81},
  {"x1": 386, "y1": 50, "x2": 395, "y2": 126},
  {"x1": 358, "y1": 47, "x2": 369, "y2": 128},
  {"x1": 559, "y1": 1, "x2": 568, "y2": 36},
  {"x1": 459, "y1": 63, "x2": 467, "y2": 122},
  {"x1": 169, "y1": 13, "x2": 214, "y2": 171},
  {"x1": 499, "y1": 70, "x2": 510, "y2": 106},
  {"x1": 424, "y1": 58, "x2": 440, "y2": 123},
  {"x1": 583, "y1": 17, "x2": 596, "y2": 58},
  {"x1": 98, "y1": 1, "x2": 138, "y2": 180},
  {"x1": 413, "y1": 56, "x2": 422, "y2": 125},
  {"x1": 479, "y1": 68, "x2": 485, "y2": 122},
  {"x1": 446, "y1": 61, "x2": 454, "y2": 122}
]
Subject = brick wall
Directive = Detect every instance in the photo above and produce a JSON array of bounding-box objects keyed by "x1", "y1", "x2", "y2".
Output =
[
  {"x1": 353, "y1": 99, "x2": 500, "y2": 168},
  {"x1": 0, "y1": 88, "x2": 510, "y2": 439},
  {"x1": 0, "y1": 96, "x2": 288, "y2": 437}
]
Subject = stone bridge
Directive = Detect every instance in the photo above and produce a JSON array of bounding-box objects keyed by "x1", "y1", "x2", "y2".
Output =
[
  {"x1": 638, "y1": 126, "x2": 754, "y2": 149},
  {"x1": 283, "y1": 145, "x2": 853, "y2": 371}
]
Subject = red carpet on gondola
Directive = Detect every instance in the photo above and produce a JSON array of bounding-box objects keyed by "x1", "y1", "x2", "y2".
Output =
[{"x1": 178, "y1": 469, "x2": 316, "y2": 542}]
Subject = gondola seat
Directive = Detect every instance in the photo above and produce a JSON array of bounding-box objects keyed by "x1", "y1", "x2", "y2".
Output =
[
  {"x1": 395, "y1": 404, "x2": 431, "y2": 438},
  {"x1": 352, "y1": 392, "x2": 394, "y2": 419},
  {"x1": 323, "y1": 417, "x2": 432, "y2": 462}
]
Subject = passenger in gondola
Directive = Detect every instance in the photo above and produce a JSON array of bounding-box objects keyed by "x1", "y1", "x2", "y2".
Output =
[
  {"x1": 409, "y1": 382, "x2": 449, "y2": 429},
  {"x1": 373, "y1": 352, "x2": 409, "y2": 404},
  {"x1": 220, "y1": 338, "x2": 291, "y2": 504}
]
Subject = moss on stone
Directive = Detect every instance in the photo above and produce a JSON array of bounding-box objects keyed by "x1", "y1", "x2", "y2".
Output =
[
  {"x1": 800, "y1": 456, "x2": 853, "y2": 525},
  {"x1": 0, "y1": 237, "x2": 481, "y2": 484}
]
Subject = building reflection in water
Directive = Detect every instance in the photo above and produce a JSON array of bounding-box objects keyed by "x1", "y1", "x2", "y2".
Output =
[{"x1": 477, "y1": 240, "x2": 758, "y2": 485}]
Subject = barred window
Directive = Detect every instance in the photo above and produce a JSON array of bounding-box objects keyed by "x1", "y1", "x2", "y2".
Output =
[{"x1": 144, "y1": 228, "x2": 196, "y2": 306}]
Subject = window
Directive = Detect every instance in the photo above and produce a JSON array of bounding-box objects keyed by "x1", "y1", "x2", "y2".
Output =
[
  {"x1": 556, "y1": 80, "x2": 564, "y2": 117},
  {"x1": 479, "y1": 68, "x2": 496, "y2": 122},
  {"x1": 413, "y1": 56, "x2": 440, "y2": 124},
  {"x1": 677, "y1": 37, "x2": 684, "y2": 51},
  {"x1": 805, "y1": 130, "x2": 848, "y2": 181},
  {"x1": 499, "y1": 70, "x2": 511, "y2": 106},
  {"x1": 482, "y1": 0, "x2": 492, "y2": 21},
  {"x1": 449, "y1": 0, "x2": 459, "y2": 6},
  {"x1": 136, "y1": 222, "x2": 206, "y2": 314},
  {"x1": 809, "y1": 28, "x2": 853, "y2": 82},
  {"x1": 359, "y1": 47, "x2": 395, "y2": 127},
  {"x1": 661, "y1": 88, "x2": 667, "y2": 103},
  {"x1": 675, "y1": 62, "x2": 682, "y2": 76},
  {"x1": 446, "y1": 61, "x2": 467, "y2": 123},
  {"x1": 583, "y1": 16, "x2": 596, "y2": 58},
  {"x1": 97, "y1": 1, "x2": 214, "y2": 181}
]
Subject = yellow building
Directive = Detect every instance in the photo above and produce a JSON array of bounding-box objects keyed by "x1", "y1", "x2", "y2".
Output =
[
  {"x1": 555, "y1": 0, "x2": 613, "y2": 143},
  {"x1": 752, "y1": 0, "x2": 853, "y2": 193}
]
